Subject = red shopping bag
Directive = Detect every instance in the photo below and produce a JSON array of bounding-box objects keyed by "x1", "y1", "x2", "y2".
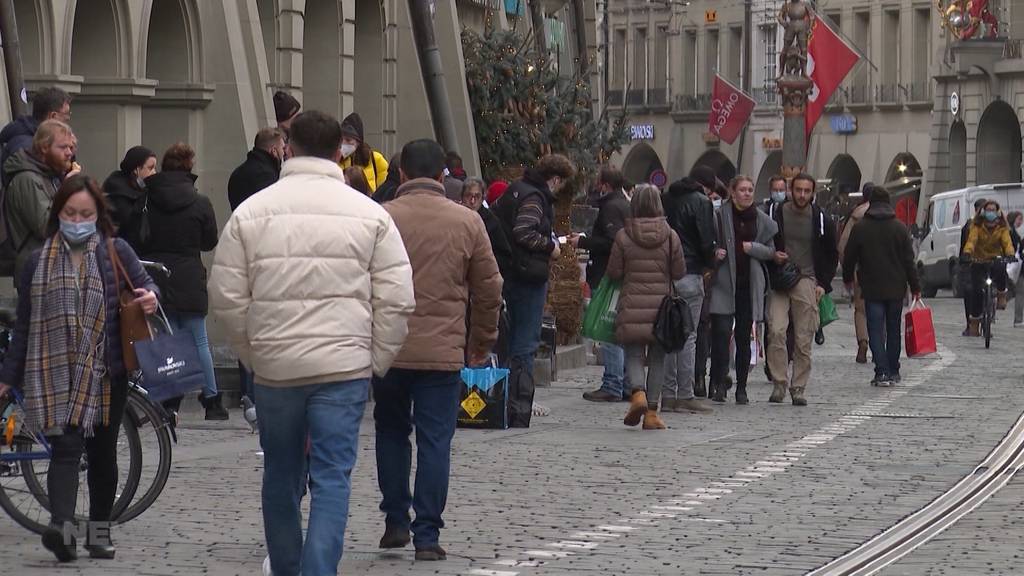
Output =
[{"x1": 905, "y1": 299, "x2": 937, "y2": 357}]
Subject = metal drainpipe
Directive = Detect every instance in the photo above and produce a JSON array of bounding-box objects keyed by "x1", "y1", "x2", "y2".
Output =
[
  {"x1": 408, "y1": 0, "x2": 459, "y2": 153},
  {"x1": 0, "y1": 0, "x2": 27, "y2": 119}
]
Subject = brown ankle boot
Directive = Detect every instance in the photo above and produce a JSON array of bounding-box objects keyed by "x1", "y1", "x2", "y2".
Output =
[
  {"x1": 623, "y1": 390, "x2": 648, "y2": 426},
  {"x1": 769, "y1": 382, "x2": 786, "y2": 403},
  {"x1": 790, "y1": 387, "x2": 807, "y2": 406},
  {"x1": 968, "y1": 317, "x2": 981, "y2": 337},
  {"x1": 642, "y1": 403, "x2": 667, "y2": 430},
  {"x1": 856, "y1": 341, "x2": 868, "y2": 364},
  {"x1": 997, "y1": 291, "x2": 1009, "y2": 310}
]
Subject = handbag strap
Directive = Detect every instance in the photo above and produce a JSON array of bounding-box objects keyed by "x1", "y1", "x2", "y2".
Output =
[{"x1": 107, "y1": 238, "x2": 136, "y2": 293}]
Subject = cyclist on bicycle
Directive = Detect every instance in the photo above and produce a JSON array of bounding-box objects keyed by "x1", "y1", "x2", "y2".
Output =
[{"x1": 962, "y1": 199, "x2": 1015, "y2": 336}]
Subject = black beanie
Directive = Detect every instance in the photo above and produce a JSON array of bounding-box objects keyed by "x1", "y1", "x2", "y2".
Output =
[
  {"x1": 273, "y1": 91, "x2": 301, "y2": 123},
  {"x1": 340, "y1": 113, "x2": 364, "y2": 142},
  {"x1": 120, "y1": 146, "x2": 155, "y2": 174}
]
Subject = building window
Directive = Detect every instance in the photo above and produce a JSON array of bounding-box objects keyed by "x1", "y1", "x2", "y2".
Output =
[
  {"x1": 912, "y1": 7, "x2": 931, "y2": 101},
  {"x1": 611, "y1": 28, "x2": 627, "y2": 105},
  {"x1": 728, "y1": 26, "x2": 743, "y2": 87},
  {"x1": 706, "y1": 28, "x2": 720, "y2": 91},
  {"x1": 880, "y1": 9, "x2": 901, "y2": 102},
  {"x1": 852, "y1": 11, "x2": 870, "y2": 103},
  {"x1": 653, "y1": 25, "x2": 669, "y2": 105},
  {"x1": 683, "y1": 30, "x2": 697, "y2": 97},
  {"x1": 760, "y1": 24, "x2": 777, "y2": 104},
  {"x1": 632, "y1": 26, "x2": 647, "y2": 104}
]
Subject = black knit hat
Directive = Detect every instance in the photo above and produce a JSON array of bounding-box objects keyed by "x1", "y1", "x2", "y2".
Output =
[
  {"x1": 273, "y1": 91, "x2": 301, "y2": 123},
  {"x1": 689, "y1": 164, "x2": 717, "y2": 190},
  {"x1": 340, "y1": 112, "x2": 364, "y2": 142},
  {"x1": 119, "y1": 146, "x2": 155, "y2": 174}
]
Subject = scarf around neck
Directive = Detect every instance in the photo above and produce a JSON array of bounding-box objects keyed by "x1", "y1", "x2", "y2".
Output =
[{"x1": 23, "y1": 234, "x2": 109, "y2": 436}]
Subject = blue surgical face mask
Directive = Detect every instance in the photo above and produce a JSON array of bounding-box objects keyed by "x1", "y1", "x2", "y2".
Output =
[
  {"x1": 984, "y1": 210, "x2": 998, "y2": 222},
  {"x1": 59, "y1": 219, "x2": 97, "y2": 245},
  {"x1": 771, "y1": 191, "x2": 787, "y2": 203}
]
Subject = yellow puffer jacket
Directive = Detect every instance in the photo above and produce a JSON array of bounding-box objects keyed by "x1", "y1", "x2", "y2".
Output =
[
  {"x1": 964, "y1": 221, "x2": 1014, "y2": 261},
  {"x1": 340, "y1": 150, "x2": 389, "y2": 193}
]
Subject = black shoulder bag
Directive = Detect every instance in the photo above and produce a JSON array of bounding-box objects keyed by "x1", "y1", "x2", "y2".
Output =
[{"x1": 653, "y1": 238, "x2": 694, "y2": 352}]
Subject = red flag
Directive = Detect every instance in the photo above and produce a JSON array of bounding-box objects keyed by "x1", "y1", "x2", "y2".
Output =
[
  {"x1": 708, "y1": 75, "x2": 755, "y2": 145},
  {"x1": 806, "y1": 17, "x2": 860, "y2": 140}
]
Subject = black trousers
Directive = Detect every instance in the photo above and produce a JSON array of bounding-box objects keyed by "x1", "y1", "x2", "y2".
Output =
[
  {"x1": 968, "y1": 262, "x2": 1008, "y2": 318},
  {"x1": 47, "y1": 378, "x2": 128, "y2": 528},
  {"x1": 711, "y1": 289, "x2": 754, "y2": 388}
]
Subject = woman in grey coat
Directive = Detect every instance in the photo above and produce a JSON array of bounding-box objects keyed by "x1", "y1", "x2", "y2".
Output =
[{"x1": 708, "y1": 175, "x2": 779, "y2": 404}]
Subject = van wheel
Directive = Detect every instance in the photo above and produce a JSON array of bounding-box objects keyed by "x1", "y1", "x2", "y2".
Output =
[{"x1": 919, "y1": 264, "x2": 938, "y2": 298}]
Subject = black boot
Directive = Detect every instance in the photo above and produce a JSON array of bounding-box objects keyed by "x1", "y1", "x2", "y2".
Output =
[
  {"x1": 693, "y1": 375, "x2": 707, "y2": 398},
  {"x1": 710, "y1": 381, "x2": 726, "y2": 403},
  {"x1": 199, "y1": 393, "x2": 229, "y2": 421},
  {"x1": 507, "y1": 358, "x2": 535, "y2": 428},
  {"x1": 735, "y1": 383, "x2": 749, "y2": 405},
  {"x1": 85, "y1": 523, "x2": 115, "y2": 559}
]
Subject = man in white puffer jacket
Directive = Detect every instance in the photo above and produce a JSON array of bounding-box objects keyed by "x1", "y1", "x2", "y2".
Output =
[{"x1": 208, "y1": 110, "x2": 415, "y2": 576}]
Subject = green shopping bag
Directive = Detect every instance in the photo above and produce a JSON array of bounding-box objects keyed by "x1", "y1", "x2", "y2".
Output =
[
  {"x1": 818, "y1": 293, "x2": 839, "y2": 327},
  {"x1": 582, "y1": 277, "x2": 621, "y2": 343}
]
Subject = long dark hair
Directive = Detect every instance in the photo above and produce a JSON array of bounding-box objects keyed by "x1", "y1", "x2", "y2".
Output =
[
  {"x1": 46, "y1": 174, "x2": 116, "y2": 238},
  {"x1": 352, "y1": 141, "x2": 373, "y2": 168}
]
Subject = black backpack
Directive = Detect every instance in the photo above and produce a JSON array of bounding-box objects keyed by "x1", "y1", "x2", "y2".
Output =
[{"x1": 651, "y1": 245, "x2": 694, "y2": 352}]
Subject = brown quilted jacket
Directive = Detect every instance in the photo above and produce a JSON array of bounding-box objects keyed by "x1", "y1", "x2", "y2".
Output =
[{"x1": 606, "y1": 217, "x2": 686, "y2": 345}]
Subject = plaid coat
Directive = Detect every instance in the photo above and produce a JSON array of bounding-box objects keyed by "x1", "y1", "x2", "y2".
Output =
[{"x1": 0, "y1": 236, "x2": 159, "y2": 388}]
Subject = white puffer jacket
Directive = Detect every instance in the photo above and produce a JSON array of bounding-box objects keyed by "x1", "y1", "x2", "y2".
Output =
[{"x1": 208, "y1": 157, "x2": 415, "y2": 386}]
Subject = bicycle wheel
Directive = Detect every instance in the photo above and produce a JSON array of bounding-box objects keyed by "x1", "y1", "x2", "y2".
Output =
[
  {"x1": 113, "y1": 387, "x2": 172, "y2": 523},
  {"x1": 0, "y1": 394, "x2": 143, "y2": 534},
  {"x1": 0, "y1": 394, "x2": 51, "y2": 533},
  {"x1": 984, "y1": 288, "x2": 994, "y2": 348}
]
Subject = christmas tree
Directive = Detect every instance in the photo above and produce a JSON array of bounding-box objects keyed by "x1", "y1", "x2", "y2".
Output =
[{"x1": 462, "y1": 26, "x2": 628, "y2": 344}]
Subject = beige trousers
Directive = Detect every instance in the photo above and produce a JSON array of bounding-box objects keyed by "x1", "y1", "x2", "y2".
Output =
[
  {"x1": 854, "y1": 282, "x2": 868, "y2": 344},
  {"x1": 767, "y1": 278, "x2": 819, "y2": 390}
]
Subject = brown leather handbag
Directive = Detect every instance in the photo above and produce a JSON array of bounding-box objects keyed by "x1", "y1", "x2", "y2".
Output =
[{"x1": 108, "y1": 239, "x2": 152, "y2": 372}]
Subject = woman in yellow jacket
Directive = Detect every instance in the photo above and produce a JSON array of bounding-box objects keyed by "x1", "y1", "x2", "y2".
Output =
[
  {"x1": 339, "y1": 112, "x2": 389, "y2": 193},
  {"x1": 963, "y1": 199, "x2": 1015, "y2": 334}
]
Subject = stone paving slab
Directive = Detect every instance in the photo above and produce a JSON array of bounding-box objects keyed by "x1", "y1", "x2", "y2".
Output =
[{"x1": 0, "y1": 296, "x2": 1022, "y2": 574}]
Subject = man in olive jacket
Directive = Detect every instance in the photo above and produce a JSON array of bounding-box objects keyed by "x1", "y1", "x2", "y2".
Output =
[
  {"x1": 377, "y1": 139, "x2": 503, "y2": 561},
  {"x1": 842, "y1": 186, "x2": 921, "y2": 387},
  {"x1": 4, "y1": 120, "x2": 73, "y2": 284}
]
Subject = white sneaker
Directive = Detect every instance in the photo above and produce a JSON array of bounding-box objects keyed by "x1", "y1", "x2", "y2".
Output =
[{"x1": 262, "y1": 555, "x2": 273, "y2": 576}]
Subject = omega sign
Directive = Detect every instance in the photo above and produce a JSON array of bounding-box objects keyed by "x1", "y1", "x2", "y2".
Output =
[
  {"x1": 630, "y1": 124, "x2": 655, "y2": 141},
  {"x1": 707, "y1": 76, "x2": 755, "y2": 145}
]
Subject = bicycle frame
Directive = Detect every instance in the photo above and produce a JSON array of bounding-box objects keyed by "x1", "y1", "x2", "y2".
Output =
[{"x1": 1, "y1": 387, "x2": 51, "y2": 462}]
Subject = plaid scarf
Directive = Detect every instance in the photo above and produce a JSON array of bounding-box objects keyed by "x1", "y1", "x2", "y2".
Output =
[{"x1": 22, "y1": 234, "x2": 109, "y2": 436}]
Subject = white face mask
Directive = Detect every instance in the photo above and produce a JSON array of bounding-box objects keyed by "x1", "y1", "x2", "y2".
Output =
[
  {"x1": 771, "y1": 191, "x2": 787, "y2": 203},
  {"x1": 712, "y1": 199, "x2": 723, "y2": 209},
  {"x1": 340, "y1": 143, "x2": 357, "y2": 158}
]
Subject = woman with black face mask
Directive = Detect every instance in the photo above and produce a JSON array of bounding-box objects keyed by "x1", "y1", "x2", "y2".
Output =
[
  {"x1": 0, "y1": 175, "x2": 158, "y2": 562},
  {"x1": 102, "y1": 146, "x2": 157, "y2": 253}
]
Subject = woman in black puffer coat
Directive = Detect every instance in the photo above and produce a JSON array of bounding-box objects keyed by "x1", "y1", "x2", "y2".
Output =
[
  {"x1": 102, "y1": 146, "x2": 157, "y2": 253},
  {"x1": 142, "y1": 143, "x2": 226, "y2": 420}
]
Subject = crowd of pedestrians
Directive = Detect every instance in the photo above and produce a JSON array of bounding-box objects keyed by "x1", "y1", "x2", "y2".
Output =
[{"x1": 0, "y1": 85, "x2": 933, "y2": 575}]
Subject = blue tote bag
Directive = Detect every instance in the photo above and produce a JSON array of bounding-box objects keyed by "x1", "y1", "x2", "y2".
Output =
[{"x1": 133, "y1": 304, "x2": 206, "y2": 403}]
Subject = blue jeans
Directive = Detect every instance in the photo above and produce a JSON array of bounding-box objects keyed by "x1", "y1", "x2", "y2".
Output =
[
  {"x1": 504, "y1": 279, "x2": 548, "y2": 375},
  {"x1": 255, "y1": 378, "x2": 369, "y2": 576},
  {"x1": 238, "y1": 361, "x2": 254, "y2": 402},
  {"x1": 598, "y1": 342, "x2": 628, "y2": 397},
  {"x1": 164, "y1": 312, "x2": 218, "y2": 398},
  {"x1": 373, "y1": 369, "x2": 460, "y2": 547},
  {"x1": 866, "y1": 300, "x2": 903, "y2": 378}
]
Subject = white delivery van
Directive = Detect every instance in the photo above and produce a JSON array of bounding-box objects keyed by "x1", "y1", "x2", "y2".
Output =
[{"x1": 916, "y1": 183, "x2": 1024, "y2": 297}]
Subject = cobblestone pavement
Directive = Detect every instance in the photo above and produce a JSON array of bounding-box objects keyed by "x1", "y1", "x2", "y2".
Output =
[{"x1": 1, "y1": 296, "x2": 1022, "y2": 575}]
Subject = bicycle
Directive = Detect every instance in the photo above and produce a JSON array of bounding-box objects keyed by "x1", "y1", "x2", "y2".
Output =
[
  {"x1": 0, "y1": 261, "x2": 177, "y2": 534},
  {"x1": 971, "y1": 256, "x2": 1017, "y2": 349}
]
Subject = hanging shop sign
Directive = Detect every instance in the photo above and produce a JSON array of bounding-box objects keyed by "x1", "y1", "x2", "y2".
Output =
[
  {"x1": 630, "y1": 124, "x2": 655, "y2": 141},
  {"x1": 830, "y1": 114, "x2": 858, "y2": 134},
  {"x1": 762, "y1": 136, "x2": 783, "y2": 150},
  {"x1": 950, "y1": 91, "x2": 960, "y2": 117},
  {"x1": 705, "y1": 9, "x2": 717, "y2": 24}
]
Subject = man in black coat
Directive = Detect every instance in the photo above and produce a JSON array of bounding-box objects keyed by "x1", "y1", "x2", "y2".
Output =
[
  {"x1": 843, "y1": 187, "x2": 921, "y2": 386},
  {"x1": 228, "y1": 127, "x2": 285, "y2": 211},
  {"x1": 660, "y1": 165, "x2": 717, "y2": 413},
  {"x1": 571, "y1": 166, "x2": 632, "y2": 402}
]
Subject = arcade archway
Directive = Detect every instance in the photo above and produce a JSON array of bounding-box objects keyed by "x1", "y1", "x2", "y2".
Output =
[
  {"x1": 976, "y1": 100, "x2": 1021, "y2": 185},
  {"x1": 692, "y1": 150, "x2": 736, "y2": 186},
  {"x1": 621, "y1": 143, "x2": 665, "y2": 186},
  {"x1": 826, "y1": 154, "x2": 862, "y2": 194},
  {"x1": 949, "y1": 120, "x2": 967, "y2": 190}
]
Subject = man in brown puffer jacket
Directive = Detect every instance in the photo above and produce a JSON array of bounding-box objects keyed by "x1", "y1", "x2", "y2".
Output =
[{"x1": 377, "y1": 139, "x2": 503, "y2": 561}]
